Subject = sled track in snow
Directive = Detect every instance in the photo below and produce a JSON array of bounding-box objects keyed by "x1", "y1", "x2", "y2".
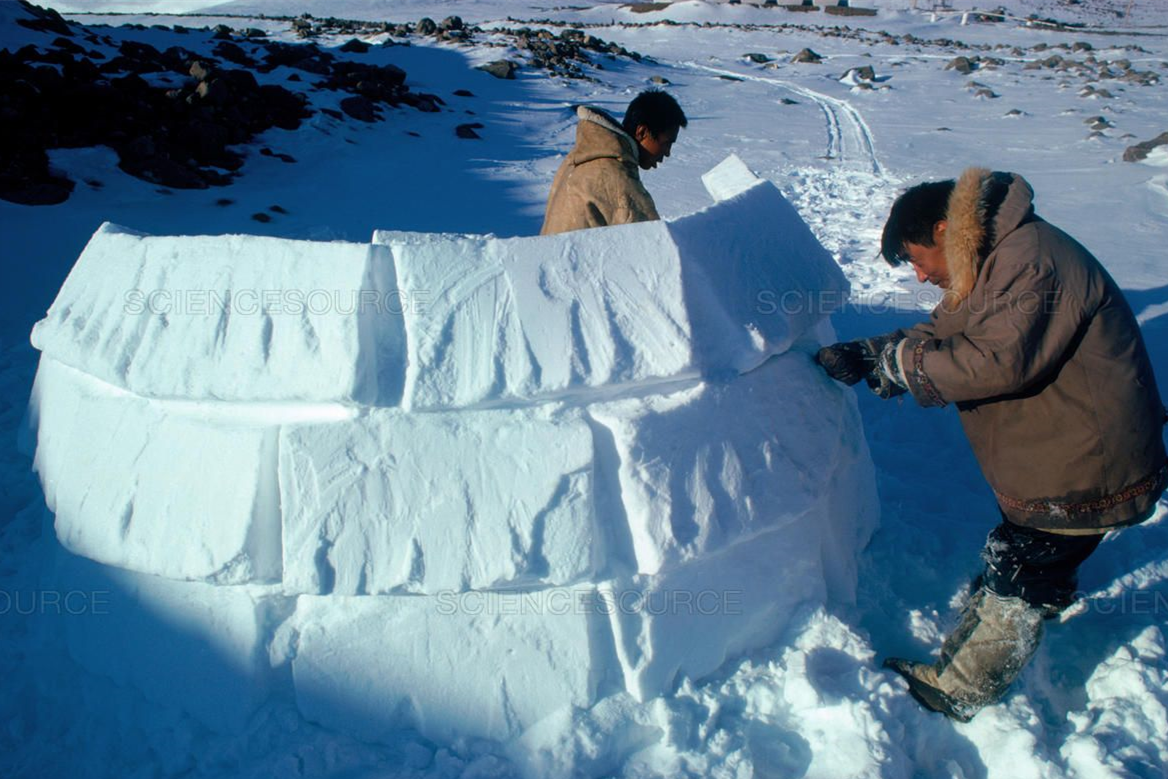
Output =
[
  {"x1": 683, "y1": 63, "x2": 887, "y2": 178},
  {"x1": 682, "y1": 62, "x2": 913, "y2": 304}
]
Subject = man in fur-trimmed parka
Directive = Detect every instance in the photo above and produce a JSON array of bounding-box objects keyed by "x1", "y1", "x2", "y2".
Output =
[
  {"x1": 540, "y1": 90, "x2": 686, "y2": 235},
  {"x1": 817, "y1": 168, "x2": 1168, "y2": 721}
]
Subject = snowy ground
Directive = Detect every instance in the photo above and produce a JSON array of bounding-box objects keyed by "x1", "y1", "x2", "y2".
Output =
[{"x1": 3, "y1": 0, "x2": 1168, "y2": 776}]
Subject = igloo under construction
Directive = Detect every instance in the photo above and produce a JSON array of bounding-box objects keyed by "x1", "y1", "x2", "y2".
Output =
[{"x1": 24, "y1": 156, "x2": 878, "y2": 770}]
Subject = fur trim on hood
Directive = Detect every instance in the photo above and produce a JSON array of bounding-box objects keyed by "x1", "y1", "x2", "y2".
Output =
[
  {"x1": 942, "y1": 167, "x2": 1034, "y2": 309},
  {"x1": 571, "y1": 105, "x2": 640, "y2": 167}
]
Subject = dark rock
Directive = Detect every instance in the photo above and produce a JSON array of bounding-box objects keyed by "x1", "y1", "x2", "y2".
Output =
[
  {"x1": 417, "y1": 17, "x2": 438, "y2": 35},
  {"x1": 744, "y1": 52, "x2": 772, "y2": 63},
  {"x1": 791, "y1": 48, "x2": 823, "y2": 64},
  {"x1": 321, "y1": 107, "x2": 343, "y2": 120},
  {"x1": 1084, "y1": 115, "x2": 1112, "y2": 130},
  {"x1": 51, "y1": 36, "x2": 86, "y2": 55},
  {"x1": 251, "y1": 212, "x2": 272, "y2": 222},
  {"x1": 215, "y1": 197, "x2": 234, "y2": 206},
  {"x1": 946, "y1": 56, "x2": 976, "y2": 74},
  {"x1": 845, "y1": 65, "x2": 875, "y2": 81},
  {"x1": 339, "y1": 39, "x2": 370, "y2": 54},
  {"x1": 440, "y1": 16, "x2": 464, "y2": 31},
  {"x1": 455, "y1": 122, "x2": 483, "y2": 139},
  {"x1": 213, "y1": 24, "x2": 234, "y2": 40},
  {"x1": 189, "y1": 60, "x2": 215, "y2": 81},
  {"x1": 340, "y1": 95, "x2": 379, "y2": 122},
  {"x1": 242, "y1": 28, "x2": 267, "y2": 38},
  {"x1": 453, "y1": 89, "x2": 474, "y2": 97},
  {"x1": 1071, "y1": 41, "x2": 1093, "y2": 52},
  {"x1": 15, "y1": 1, "x2": 73, "y2": 37},
  {"x1": 269, "y1": 204, "x2": 288, "y2": 214},
  {"x1": 213, "y1": 41, "x2": 254, "y2": 66},
  {"x1": 477, "y1": 60, "x2": 519, "y2": 79},
  {"x1": 1122, "y1": 132, "x2": 1168, "y2": 161}
]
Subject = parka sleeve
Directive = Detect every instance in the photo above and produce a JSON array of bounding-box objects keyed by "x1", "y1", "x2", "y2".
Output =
[{"x1": 900, "y1": 257, "x2": 1088, "y2": 407}]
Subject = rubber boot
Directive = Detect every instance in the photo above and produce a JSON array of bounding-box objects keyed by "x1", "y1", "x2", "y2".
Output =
[{"x1": 883, "y1": 588, "x2": 1044, "y2": 722}]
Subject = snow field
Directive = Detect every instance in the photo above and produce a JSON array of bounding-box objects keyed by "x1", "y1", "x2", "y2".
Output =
[{"x1": 24, "y1": 157, "x2": 878, "y2": 764}]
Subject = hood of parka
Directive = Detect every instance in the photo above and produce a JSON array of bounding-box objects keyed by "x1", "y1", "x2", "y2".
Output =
[
  {"x1": 567, "y1": 106, "x2": 642, "y2": 170},
  {"x1": 942, "y1": 167, "x2": 1036, "y2": 309}
]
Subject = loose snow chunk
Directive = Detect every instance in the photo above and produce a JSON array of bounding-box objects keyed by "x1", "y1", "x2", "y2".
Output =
[
  {"x1": 376, "y1": 222, "x2": 692, "y2": 410},
  {"x1": 667, "y1": 177, "x2": 849, "y2": 375},
  {"x1": 29, "y1": 357, "x2": 281, "y2": 583},
  {"x1": 30, "y1": 223, "x2": 403, "y2": 403},
  {"x1": 700, "y1": 153, "x2": 763, "y2": 202},
  {"x1": 589, "y1": 352, "x2": 865, "y2": 576},
  {"x1": 291, "y1": 588, "x2": 616, "y2": 743},
  {"x1": 279, "y1": 407, "x2": 600, "y2": 595},
  {"x1": 51, "y1": 547, "x2": 281, "y2": 733}
]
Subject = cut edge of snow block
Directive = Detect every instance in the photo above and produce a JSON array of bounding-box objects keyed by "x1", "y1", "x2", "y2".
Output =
[
  {"x1": 29, "y1": 222, "x2": 404, "y2": 404},
  {"x1": 29, "y1": 356, "x2": 282, "y2": 584}
]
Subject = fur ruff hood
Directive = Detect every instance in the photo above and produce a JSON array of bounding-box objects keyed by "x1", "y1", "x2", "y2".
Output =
[
  {"x1": 568, "y1": 106, "x2": 641, "y2": 168},
  {"x1": 943, "y1": 168, "x2": 1035, "y2": 309}
]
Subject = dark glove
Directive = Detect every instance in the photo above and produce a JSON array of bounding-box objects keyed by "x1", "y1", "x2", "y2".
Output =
[
  {"x1": 815, "y1": 333, "x2": 899, "y2": 386},
  {"x1": 815, "y1": 341, "x2": 876, "y2": 386},
  {"x1": 866, "y1": 339, "x2": 908, "y2": 399}
]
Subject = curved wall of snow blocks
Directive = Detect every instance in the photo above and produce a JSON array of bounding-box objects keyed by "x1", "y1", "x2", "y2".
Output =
[{"x1": 26, "y1": 156, "x2": 878, "y2": 759}]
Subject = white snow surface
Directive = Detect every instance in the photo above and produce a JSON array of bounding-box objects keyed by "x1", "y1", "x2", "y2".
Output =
[
  {"x1": 29, "y1": 224, "x2": 403, "y2": 403},
  {"x1": 4, "y1": 0, "x2": 1168, "y2": 777}
]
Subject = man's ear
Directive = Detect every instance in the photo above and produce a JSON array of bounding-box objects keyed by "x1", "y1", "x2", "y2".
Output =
[
  {"x1": 633, "y1": 124, "x2": 652, "y2": 143},
  {"x1": 934, "y1": 220, "x2": 948, "y2": 243}
]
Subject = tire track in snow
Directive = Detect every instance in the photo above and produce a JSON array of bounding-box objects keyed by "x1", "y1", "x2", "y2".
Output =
[{"x1": 682, "y1": 62, "x2": 920, "y2": 307}]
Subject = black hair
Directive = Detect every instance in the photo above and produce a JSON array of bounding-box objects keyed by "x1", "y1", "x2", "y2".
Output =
[
  {"x1": 880, "y1": 180, "x2": 955, "y2": 266},
  {"x1": 622, "y1": 89, "x2": 688, "y2": 138}
]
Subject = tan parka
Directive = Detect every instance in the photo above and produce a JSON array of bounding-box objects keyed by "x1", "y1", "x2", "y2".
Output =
[
  {"x1": 895, "y1": 168, "x2": 1167, "y2": 532},
  {"x1": 540, "y1": 106, "x2": 659, "y2": 235}
]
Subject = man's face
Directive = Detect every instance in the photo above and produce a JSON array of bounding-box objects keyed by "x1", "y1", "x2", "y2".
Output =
[
  {"x1": 634, "y1": 124, "x2": 679, "y2": 170},
  {"x1": 903, "y1": 221, "x2": 950, "y2": 288}
]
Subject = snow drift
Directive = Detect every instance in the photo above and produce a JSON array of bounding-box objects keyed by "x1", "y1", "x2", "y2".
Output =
[{"x1": 26, "y1": 156, "x2": 878, "y2": 769}]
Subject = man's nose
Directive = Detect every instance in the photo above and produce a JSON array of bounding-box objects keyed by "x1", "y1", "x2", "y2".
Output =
[{"x1": 914, "y1": 266, "x2": 928, "y2": 283}]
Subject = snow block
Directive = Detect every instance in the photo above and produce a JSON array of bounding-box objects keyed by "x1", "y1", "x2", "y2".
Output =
[
  {"x1": 28, "y1": 357, "x2": 281, "y2": 584},
  {"x1": 50, "y1": 546, "x2": 283, "y2": 733},
  {"x1": 30, "y1": 223, "x2": 404, "y2": 403},
  {"x1": 290, "y1": 587, "x2": 620, "y2": 743},
  {"x1": 602, "y1": 527, "x2": 824, "y2": 701},
  {"x1": 279, "y1": 407, "x2": 600, "y2": 595},
  {"x1": 666, "y1": 177, "x2": 849, "y2": 375},
  {"x1": 588, "y1": 353, "x2": 879, "y2": 698},
  {"x1": 376, "y1": 157, "x2": 845, "y2": 410},
  {"x1": 588, "y1": 352, "x2": 864, "y2": 576},
  {"x1": 376, "y1": 223, "x2": 693, "y2": 411}
]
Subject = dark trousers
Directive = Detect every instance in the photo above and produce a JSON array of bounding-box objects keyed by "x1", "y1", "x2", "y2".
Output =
[{"x1": 978, "y1": 519, "x2": 1104, "y2": 613}]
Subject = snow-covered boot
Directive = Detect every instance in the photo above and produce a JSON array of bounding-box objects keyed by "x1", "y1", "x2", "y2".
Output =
[{"x1": 883, "y1": 588, "x2": 1044, "y2": 722}]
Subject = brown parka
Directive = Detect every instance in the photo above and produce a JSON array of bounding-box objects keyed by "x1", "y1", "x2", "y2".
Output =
[
  {"x1": 895, "y1": 168, "x2": 1167, "y2": 532},
  {"x1": 540, "y1": 106, "x2": 659, "y2": 235}
]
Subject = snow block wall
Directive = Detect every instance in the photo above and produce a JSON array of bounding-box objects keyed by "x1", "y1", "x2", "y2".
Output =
[{"x1": 26, "y1": 156, "x2": 878, "y2": 763}]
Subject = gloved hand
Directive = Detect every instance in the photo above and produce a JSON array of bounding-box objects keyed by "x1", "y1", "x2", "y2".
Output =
[
  {"x1": 815, "y1": 333, "x2": 898, "y2": 386},
  {"x1": 866, "y1": 339, "x2": 908, "y2": 399},
  {"x1": 815, "y1": 341, "x2": 877, "y2": 386}
]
